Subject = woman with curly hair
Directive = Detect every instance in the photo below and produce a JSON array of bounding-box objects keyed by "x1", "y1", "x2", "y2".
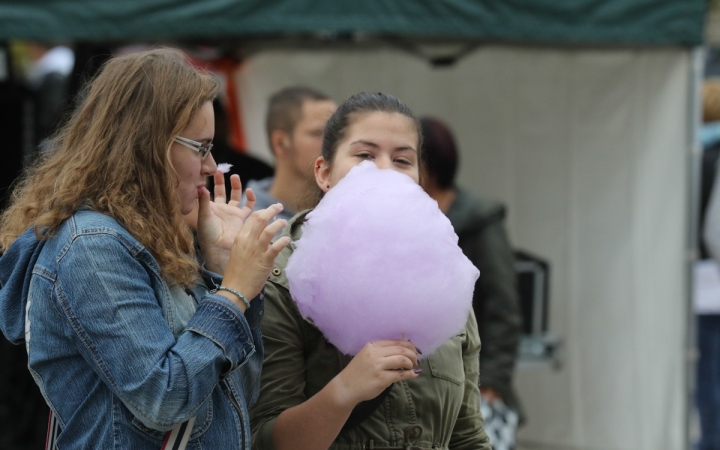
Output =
[{"x1": 0, "y1": 48, "x2": 288, "y2": 449}]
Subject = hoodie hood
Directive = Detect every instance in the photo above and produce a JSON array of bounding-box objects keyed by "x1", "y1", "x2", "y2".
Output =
[
  {"x1": 0, "y1": 227, "x2": 45, "y2": 345},
  {"x1": 445, "y1": 187, "x2": 506, "y2": 236}
]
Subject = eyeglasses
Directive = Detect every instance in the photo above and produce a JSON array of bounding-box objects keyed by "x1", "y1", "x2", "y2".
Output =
[{"x1": 174, "y1": 136, "x2": 213, "y2": 159}]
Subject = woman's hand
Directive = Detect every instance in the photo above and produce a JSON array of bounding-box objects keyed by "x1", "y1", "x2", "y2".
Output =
[
  {"x1": 330, "y1": 339, "x2": 421, "y2": 408},
  {"x1": 219, "y1": 202, "x2": 290, "y2": 307},
  {"x1": 197, "y1": 171, "x2": 255, "y2": 274},
  {"x1": 270, "y1": 339, "x2": 420, "y2": 450}
]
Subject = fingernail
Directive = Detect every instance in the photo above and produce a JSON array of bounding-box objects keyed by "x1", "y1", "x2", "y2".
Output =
[
  {"x1": 413, "y1": 368, "x2": 422, "y2": 374},
  {"x1": 415, "y1": 347, "x2": 422, "y2": 355}
]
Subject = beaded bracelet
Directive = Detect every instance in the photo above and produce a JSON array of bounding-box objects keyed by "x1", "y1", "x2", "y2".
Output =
[{"x1": 214, "y1": 286, "x2": 251, "y2": 310}]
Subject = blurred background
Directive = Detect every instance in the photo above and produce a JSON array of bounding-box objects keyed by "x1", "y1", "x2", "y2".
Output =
[{"x1": 0, "y1": 1, "x2": 716, "y2": 449}]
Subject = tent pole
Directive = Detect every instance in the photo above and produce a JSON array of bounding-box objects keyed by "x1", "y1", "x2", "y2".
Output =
[{"x1": 685, "y1": 46, "x2": 703, "y2": 450}]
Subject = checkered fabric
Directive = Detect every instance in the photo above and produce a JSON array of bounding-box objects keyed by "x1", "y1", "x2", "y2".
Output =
[{"x1": 481, "y1": 397, "x2": 519, "y2": 450}]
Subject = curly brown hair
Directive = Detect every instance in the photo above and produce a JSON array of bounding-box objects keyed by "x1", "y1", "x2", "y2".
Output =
[{"x1": 0, "y1": 48, "x2": 220, "y2": 286}]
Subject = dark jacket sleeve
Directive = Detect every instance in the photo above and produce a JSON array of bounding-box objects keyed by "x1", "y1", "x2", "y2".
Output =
[{"x1": 460, "y1": 210, "x2": 522, "y2": 402}]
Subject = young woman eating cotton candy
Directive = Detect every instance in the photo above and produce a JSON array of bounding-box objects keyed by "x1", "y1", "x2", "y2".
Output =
[{"x1": 249, "y1": 92, "x2": 492, "y2": 450}]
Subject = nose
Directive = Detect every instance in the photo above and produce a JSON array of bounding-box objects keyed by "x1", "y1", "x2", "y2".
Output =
[
  {"x1": 375, "y1": 154, "x2": 393, "y2": 170},
  {"x1": 201, "y1": 152, "x2": 218, "y2": 177}
]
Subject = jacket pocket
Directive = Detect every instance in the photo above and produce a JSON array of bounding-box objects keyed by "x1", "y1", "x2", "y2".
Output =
[{"x1": 427, "y1": 333, "x2": 466, "y2": 385}]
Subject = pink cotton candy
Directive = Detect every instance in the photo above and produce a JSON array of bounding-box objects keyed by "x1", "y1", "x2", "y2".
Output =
[{"x1": 285, "y1": 162, "x2": 479, "y2": 357}]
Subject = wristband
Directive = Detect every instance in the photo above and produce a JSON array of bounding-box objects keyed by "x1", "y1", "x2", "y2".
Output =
[{"x1": 214, "y1": 286, "x2": 251, "y2": 310}]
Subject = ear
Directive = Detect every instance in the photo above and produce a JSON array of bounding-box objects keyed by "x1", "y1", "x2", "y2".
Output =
[
  {"x1": 314, "y1": 156, "x2": 331, "y2": 193},
  {"x1": 270, "y1": 130, "x2": 291, "y2": 158}
]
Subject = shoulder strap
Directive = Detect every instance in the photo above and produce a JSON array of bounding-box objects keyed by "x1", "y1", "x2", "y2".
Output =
[
  {"x1": 45, "y1": 410, "x2": 60, "y2": 450},
  {"x1": 161, "y1": 417, "x2": 195, "y2": 450},
  {"x1": 46, "y1": 409, "x2": 195, "y2": 450}
]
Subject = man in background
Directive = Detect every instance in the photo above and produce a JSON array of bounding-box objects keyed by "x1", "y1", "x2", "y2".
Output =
[{"x1": 245, "y1": 86, "x2": 336, "y2": 224}]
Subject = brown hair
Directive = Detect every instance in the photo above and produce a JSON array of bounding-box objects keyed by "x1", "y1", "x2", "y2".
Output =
[
  {"x1": 265, "y1": 86, "x2": 331, "y2": 150},
  {"x1": 0, "y1": 48, "x2": 220, "y2": 286},
  {"x1": 306, "y1": 92, "x2": 423, "y2": 206},
  {"x1": 420, "y1": 117, "x2": 458, "y2": 189},
  {"x1": 322, "y1": 92, "x2": 423, "y2": 168}
]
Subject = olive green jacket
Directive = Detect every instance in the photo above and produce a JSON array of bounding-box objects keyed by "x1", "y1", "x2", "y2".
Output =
[{"x1": 250, "y1": 212, "x2": 492, "y2": 450}]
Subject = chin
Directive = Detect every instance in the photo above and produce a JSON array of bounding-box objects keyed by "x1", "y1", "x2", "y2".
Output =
[{"x1": 180, "y1": 202, "x2": 195, "y2": 216}]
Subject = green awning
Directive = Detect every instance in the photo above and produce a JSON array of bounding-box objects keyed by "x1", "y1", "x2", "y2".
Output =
[{"x1": 0, "y1": 0, "x2": 707, "y2": 46}]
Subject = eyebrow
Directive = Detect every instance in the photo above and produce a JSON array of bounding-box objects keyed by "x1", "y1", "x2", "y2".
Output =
[{"x1": 350, "y1": 140, "x2": 417, "y2": 152}]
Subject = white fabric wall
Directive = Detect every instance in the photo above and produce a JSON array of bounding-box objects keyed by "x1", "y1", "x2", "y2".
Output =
[{"x1": 234, "y1": 45, "x2": 692, "y2": 450}]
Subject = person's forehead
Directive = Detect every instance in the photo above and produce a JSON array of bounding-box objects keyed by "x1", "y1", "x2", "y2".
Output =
[
  {"x1": 352, "y1": 111, "x2": 415, "y2": 132},
  {"x1": 346, "y1": 112, "x2": 418, "y2": 147},
  {"x1": 184, "y1": 101, "x2": 214, "y2": 134},
  {"x1": 300, "y1": 99, "x2": 337, "y2": 121}
]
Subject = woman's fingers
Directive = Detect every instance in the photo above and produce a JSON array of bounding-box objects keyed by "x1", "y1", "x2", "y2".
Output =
[
  {"x1": 259, "y1": 219, "x2": 288, "y2": 247},
  {"x1": 213, "y1": 171, "x2": 226, "y2": 203},
  {"x1": 229, "y1": 174, "x2": 242, "y2": 205},
  {"x1": 371, "y1": 339, "x2": 418, "y2": 348},
  {"x1": 334, "y1": 339, "x2": 423, "y2": 405},
  {"x1": 196, "y1": 186, "x2": 212, "y2": 221},
  {"x1": 375, "y1": 345, "x2": 420, "y2": 367},
  {"x1": 241, "y1": 204, "x2": 284, "y2": 239},
  {"x1": 369, "y1": 339, "x2": 420, "y2": 355},
  {"x1": 243, "y1": 188, "x2": 256, "y2": 213},
  {"x1": 229, "y1": 206, "x2": 286, "y2": 269},
  {"x1": 269, "y1": 236, "x2": 291, "y2": 256},
  {"x1": 379, "y1": 355, "x2": 416, "y2": 372}
]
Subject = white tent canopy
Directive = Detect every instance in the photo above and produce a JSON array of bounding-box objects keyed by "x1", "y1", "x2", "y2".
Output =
[{"x1": 235, "y1": 45, "x2": 695, "y2": 450}]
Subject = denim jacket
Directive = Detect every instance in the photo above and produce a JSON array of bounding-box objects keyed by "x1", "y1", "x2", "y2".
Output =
[{"x1": 0, "y1": 210, "x2": 263, "y2": 449}]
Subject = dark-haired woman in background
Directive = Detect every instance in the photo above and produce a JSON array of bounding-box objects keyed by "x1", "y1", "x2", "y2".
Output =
[
  {"x1": 250, "y1": 93, "x2": 491, "y2": 450},
  {"x1": 420, "y1": 116, "x2": 524, "y2": 449}
]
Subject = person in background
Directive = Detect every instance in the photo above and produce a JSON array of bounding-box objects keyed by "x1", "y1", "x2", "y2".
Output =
[
  {"x1": 420, "y1": 116, "x2": 524, "y2": 449},
  {"x1": 212, "y1": 99, "x2": 274, "y2": 196},
  {"x1": 697, "y1": 78, "x2": 720, "y2": 450},
  {"x1": 244, "y1": 86, "x2": 336, "y2": 225}
]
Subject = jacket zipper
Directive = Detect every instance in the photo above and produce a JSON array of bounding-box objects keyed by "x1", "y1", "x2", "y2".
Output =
[{"x1": 222, "y1": 381, "x2": 246, "y2": 449}]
